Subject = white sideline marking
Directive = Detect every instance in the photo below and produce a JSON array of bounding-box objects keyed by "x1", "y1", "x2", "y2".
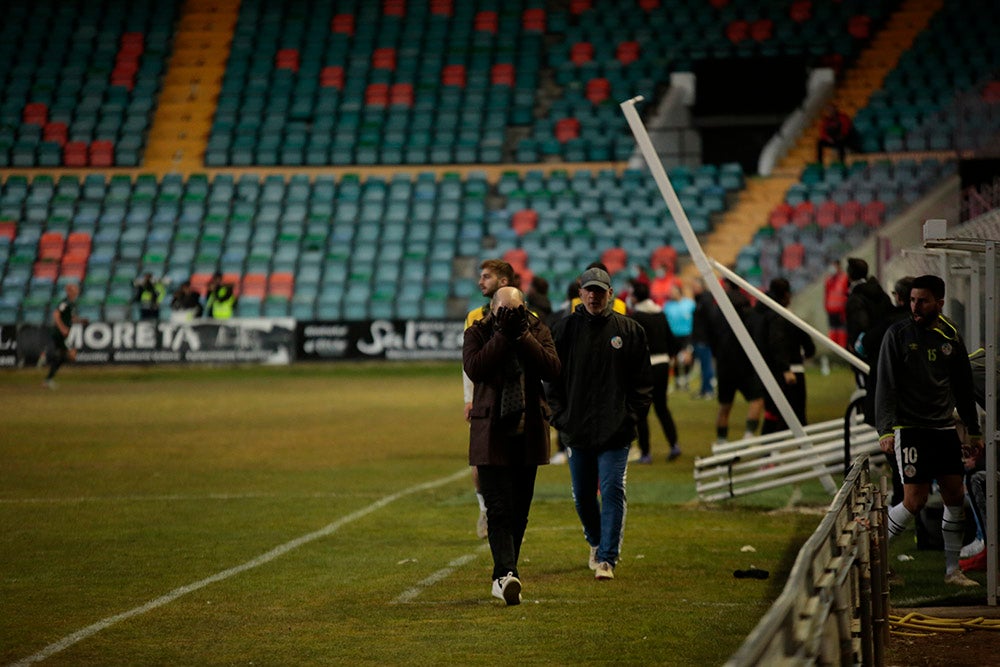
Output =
[
  {"x1": 0, "y1": 492, "x2": 371, "y2": 505},
  {"x1": 390, "y1": 544, "x2": 490, "y2": 604},
  {"x1": 8, "y1": 468, "x2": 470, "y2": 667}
]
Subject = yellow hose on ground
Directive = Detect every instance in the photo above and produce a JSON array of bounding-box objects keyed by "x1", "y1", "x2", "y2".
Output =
[{"x1": 889, "y1": 612, "x2": 1000, "y2": 636}]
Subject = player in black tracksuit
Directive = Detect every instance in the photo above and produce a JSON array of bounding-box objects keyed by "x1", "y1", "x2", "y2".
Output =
[{"x1": 875, "y1": 274, "x2": 982, "y2": 586}]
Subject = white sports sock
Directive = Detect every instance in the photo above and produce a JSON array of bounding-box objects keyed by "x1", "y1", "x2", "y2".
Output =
[
  {"x1": 887, "y1": 503, "x2": 914, "y2": 541},
  {"x1": 942, "y1": 504, "x2": 965, "y2": 574},
  {"x1": 476, "y1": 492, "x2": 487, "y2": 513}
]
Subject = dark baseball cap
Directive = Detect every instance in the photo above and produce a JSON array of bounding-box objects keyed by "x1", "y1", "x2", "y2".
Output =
[{"x1": 580, "y1": 267, "x2": 612, "y2": 290}]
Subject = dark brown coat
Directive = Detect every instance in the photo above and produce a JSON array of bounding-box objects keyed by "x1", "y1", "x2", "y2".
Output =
[{"x1": 463, "y1": 312, "x2": 561, "y2": 466}]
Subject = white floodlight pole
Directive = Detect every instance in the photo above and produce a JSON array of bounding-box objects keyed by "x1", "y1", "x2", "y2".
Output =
[
  {"x1": 711, "y1": 259, "x2": 870, "y2": 375},
  {"x1": 620, "y1": 96, "x2": 837, "y2": 494}
]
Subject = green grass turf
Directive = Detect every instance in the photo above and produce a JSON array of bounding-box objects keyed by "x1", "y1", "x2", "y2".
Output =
[{"x1": 0, "y1": 361, "x2": 909, "y2": 665}]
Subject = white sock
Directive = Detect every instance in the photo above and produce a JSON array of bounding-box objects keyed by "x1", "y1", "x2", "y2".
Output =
[
  {"x1": 942, "y1": 504, "x2": 965, "y2": 574},
  {"x1": 887, "y1": 503, "x2": 914, "y2": 541},
  {"x1": 476, "y1": 492, "x2": 486, "y2": 513}
]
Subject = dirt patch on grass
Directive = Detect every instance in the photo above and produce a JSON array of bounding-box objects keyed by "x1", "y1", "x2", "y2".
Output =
[{"x1": 886, "y1": 606, "x2": 1000, "y2": 666}]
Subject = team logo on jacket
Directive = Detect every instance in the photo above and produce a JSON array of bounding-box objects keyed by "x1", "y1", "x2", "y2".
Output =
[
  {"x1": 610, "y1": 335, "x2": 623, "y2": 349},
  {"x1": 940, "y1": 343, "x2": 952, "y2": 356}
]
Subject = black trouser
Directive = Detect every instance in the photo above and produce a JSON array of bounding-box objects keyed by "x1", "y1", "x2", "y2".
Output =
[
  {"x1": 761, "y1": 372, "x2": 807, "y2": 435},
  {"x1": 45, "y1": 341, "x2": 68, "y2": 380},
  {"x1": 636, "y1": 362, "x2": 678, "y2": 455},
  {"x1": 477, "y1": 463, "x2": 538, "y2": 580}
]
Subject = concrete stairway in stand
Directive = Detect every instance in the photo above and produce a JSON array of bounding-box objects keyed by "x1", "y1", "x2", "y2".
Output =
[{"x1": 144, "y1": 0, "x2": 240, "y2": 173}]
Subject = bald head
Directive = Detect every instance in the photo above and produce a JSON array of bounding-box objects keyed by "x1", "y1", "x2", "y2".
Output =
[{"x1": 491, "y1": 286, "x2": 525, "y2": 314}]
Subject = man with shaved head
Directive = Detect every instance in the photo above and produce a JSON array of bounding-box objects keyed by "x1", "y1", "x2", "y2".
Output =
[{"x1": 464, "y1": 286, "x2": 560, "y2": 605}]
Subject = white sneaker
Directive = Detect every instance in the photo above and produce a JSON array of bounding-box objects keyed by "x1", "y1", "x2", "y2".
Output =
[
  {"x1": 476, "y1": 510, "x2": 488, "y2": 539},
  {"x1": 42, "y1": 379, "x2": 57, "y2": 390},
  {"x1": 492, "y1": 573, "x2": 521, "y2": 605},
  {"x1": 594, "y1": 562, "x2": 614, "y2": 580},
  {"x1": 549, "y1": 450, "x2": 568, "y2": 465},
  {"x1": 960, "y1": 538, "x2": 985, "y2": 559},
  {"x1": 588, "y1": 545, "x2": 599, "y2": 570},
  {"x1": 944, "y1": 569, "x2": 980, "y2": 587}
]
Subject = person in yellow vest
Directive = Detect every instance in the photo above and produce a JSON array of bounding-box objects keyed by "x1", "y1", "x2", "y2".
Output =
[
  {"x1": 134, "y1": 272, "x2": 167, "y2": 320},
  {"x1": 569, "y1": 262, "x2": 627, "y2": 314},
  {"x1": 205, "y1": 271, "x2": 237, "y2": 319},
  {"x1": 465, "y1": 259, "x2": 516, "y2": 539}
]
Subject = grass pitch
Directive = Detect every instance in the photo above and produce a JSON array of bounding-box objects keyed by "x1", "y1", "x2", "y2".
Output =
[{"x1": 0, "y1": 360, "x2": 919, "y2": 665}]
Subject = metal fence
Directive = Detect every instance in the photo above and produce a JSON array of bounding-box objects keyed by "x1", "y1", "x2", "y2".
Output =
[{"x1": 725, "y1": 455, "x2": 889, "y2": 666}]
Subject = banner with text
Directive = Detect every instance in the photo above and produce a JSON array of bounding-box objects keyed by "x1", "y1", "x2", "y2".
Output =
[{"x1": 296, "y1": 320, "x2": 464, "y2": 361}]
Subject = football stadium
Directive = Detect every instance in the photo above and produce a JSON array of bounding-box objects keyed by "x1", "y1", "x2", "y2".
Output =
[{"x1": 2, "y1": 0, "x2": 999, "y2": 664}]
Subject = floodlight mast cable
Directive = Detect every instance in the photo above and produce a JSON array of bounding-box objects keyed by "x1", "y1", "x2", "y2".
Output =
[{"x1": 620, "y1": 95, "x2": 837, "y2": 494}]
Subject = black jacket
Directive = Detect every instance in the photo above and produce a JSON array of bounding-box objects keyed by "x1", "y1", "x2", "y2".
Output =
[
  {"x1": 547, "y1": 304, "x2": 653, "y2": 450},
  {"x1": 875, "y1": 315, "x2": 980, "y2": 437},
  {"x1": 846, "y1": 277, "x2": 892, "y2": 351}
]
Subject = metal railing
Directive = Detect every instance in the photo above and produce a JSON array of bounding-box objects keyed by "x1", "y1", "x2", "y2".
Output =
[{"x1": 725, "y1": 455, "x2": 889, "y2": 666}]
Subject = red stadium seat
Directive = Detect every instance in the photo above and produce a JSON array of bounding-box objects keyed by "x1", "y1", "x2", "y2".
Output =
[
  {"x1": 570, "y1": 42, "x2": 594, "y2": 65},
  {"x1": 331, "y1": 14, "x2": 355, "y2": 35},
  {"x1": 268, "y1": 273, "x2": 295, "y2": 298},
  {"x1": 389, "y1": 83, "x2": 414, "y2": 106},
  {"x1": 33, "y1": 262, "x2": 60, "y2": 281},
  {"x1": 570, "y1": 0, "x2": 592, "y2": 14},
  {"x1": 430, "y1": 0, "x2": 453, "y2": 17},
  {"x1": 751, "y1": 19, "x2": 774, "y2": 41},
  {"x1": 816, "y1": 201, "x2": 839, "y2": 228},
  {"x1": 275, "y1": 48, "x2": 300, "y2": 72},
  {"x1": 522, "y1": 8, "x2": 546, "y2": 31},
  {"x1": 616, "y1": 41, "x2": 640, "y2": 65},
  {"x1": 555, "y1": 117, "x2": 580, "y2": 142},
  {"x1": 442, "y1": 64, "x2": 466, "y2": 86},
  {"x1": 491, "y1": 63, "x2": 515, "y2": 86},
  {"x1": 0, "y1": 220, "x2": 16, "y2": 241},
  {"x1": 650, "y1": 245, "x2": 678, "y2": 274},
  {"x1": 586, "y1": 78, "x2": 611, "y2": 104},
  {"x1": 372, "y1": 47, "x2": 396, "y2": 71},
  {"x1": 839, "y1": 200, "x2": 862, "y2": 226},
  {"x1": 320, "y1": 66, "x2": 345, "y2": 89},
  {"x1": 781, "y1": 242, "x2": 805, "y2": 270},
  {"x1": 768, "y1": 202, "x2": 793, "y2": 229},
  {"x1": 511, "y1": 209, "x2": 538, "y2": 235},
  {"x1": 474, "y1": 11, "x2": 498, "y2": 33},
  {"x1": 862, "y1": 201, "x2": 885, "y2": 228},
  {"x1": 725, "y1": 20, "x2": 749, "y2": 44},
  {"x1": 502, "y1": 248, "x2": 528, "y2": 273},
  {"x1": 792, "y1": 201, "x2": 815, "y2": 227},
  {"x1": 600, "y1": 247, "x2": 627, "y2": 274}
]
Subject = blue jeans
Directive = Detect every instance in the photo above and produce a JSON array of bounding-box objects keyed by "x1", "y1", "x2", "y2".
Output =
[
  {"x1": 568, "y1": 445, "x2": 629, "y2": 567},
  {"x1": 693, "y1": 342, "x2": 715, "y2": 396}
]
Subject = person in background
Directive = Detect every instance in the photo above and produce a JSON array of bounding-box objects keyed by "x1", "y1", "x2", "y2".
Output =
[
  {"x1": 525, "y1": 274, "x2": 552, "y2": 322},
  {"x1": 548, "y1": 267, "x2": 652, "y2": 580},
  {"x1": 170, "y1": 280, "x2": 203, "y2": 322},
  {"x1": 569, "y1": 261, "x2": 628, "y2": 315},
  {"x1": 845, "y1": 257, "x2": 892, "y2": 356},
  {"x1": 464, "y1": 259, "x2": 516, "y2": 538},
  {"x1": 858, "y1": 276, "x2": 914, "y2": 507},
  {"x1": 663, "y1": 284, "x2": 694, "y2": 391},
  {"x1": 816, "y1": 103, "x2": 856, "y2": 166},
  {"x1": 205, "y1": 271, "x2": 237, "y2": 319},
  {"x1": 464, "y1": 286, "x2": 560, "y2": 605},
  {"x1": 824, "y1": 260, "x2": 848, "y2": 349},
  {"x1": 877, "y1": 274, "x2": 982, "y2": 587},
  {"x1": 628, "y1": 280, "x2": 682, "y2": 462},
  {"x1": 690, "y1": 277, "x2": 716, "y2": 400},
  {"x1": 757, "y1": 278, "x2": 816, "y2": 434},
  {"x1": 706, "y1": 279, "x2": 765, "y2": 443},
  {"x1": 43, "y1": 282, "x2": 86, "y2": 389},
  {"x1": 134, "y1": 272, "x2": 166, "y2": 320}
]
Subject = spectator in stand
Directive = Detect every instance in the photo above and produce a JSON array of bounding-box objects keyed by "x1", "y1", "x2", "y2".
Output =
[
  {"x1": 205, "y1": 271, "x2": 237, "y2": 319},
  {"x1": 824, "y1": 260, "x2": 849, "y2": 348},
  {"x1": 649, "y1": 265, "x2": 678, "y2": 306},
  {"x1": 706, "y1": 279, "x2": 765, "y2": 443},
  {"x1": 877, "y1": 274, "x2": 982, "y2": 587},
  {"x1": 663, "y1": 284, "x2": 695, "y2": 391},
  {"x1": 757, "y1": 278, "x2": 816, "y2": 434},
  {"x1": 464, "y1": 259, "x2": 516, "y2": 538},
  {"x1": 170, "y1": 280, "x2": 204, "y2": 322},
  {"x1": 134, "y1": 272, "x2": 166, "y2": 320},
  {"x1": 816, "y1": 103, "x2": 856, "y2": 166},
  {"x1": 628, "y1": 280, "x2": 682, "y2": 462},
  {"x1": 690, "y1": 277, "x2": 716, "y2": 400},
  {"x1": 464, "y1": 286, "x2": 560, "y2": 605}
]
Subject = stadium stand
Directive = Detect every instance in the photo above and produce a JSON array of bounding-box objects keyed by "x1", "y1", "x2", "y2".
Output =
[{"x1": 2, "y1": 0, "x2": 1000, "y2": 328}]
